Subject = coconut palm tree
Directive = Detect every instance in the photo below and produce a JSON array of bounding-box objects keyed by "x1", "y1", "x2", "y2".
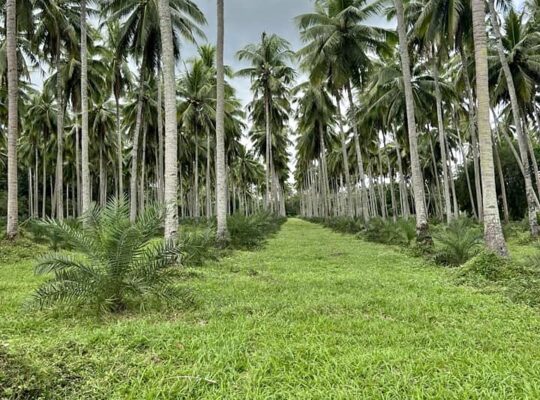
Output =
[
  {"x1": 157, "y1": 0, "x2": 178, "y2": 240},
  {"x1": 102, "y1": 0, "x2": 205, "y2": 222},
  {"x1": 393, "y1": 0, "x2": 429, "y2": 240},
  {"x1": 216, "y1": 0, "x2": 229, "y2": 243},
  {"x1": 295, "y1": 81, "x2": 337, "y2": 217},
  {"x1": 103, "y1": 21, "x2": 133, "y2": 199},
  {"x1": 237, "y1": 33, "x2": 295, "y2": 213},
  {"x1": 488, "y1": 4, "x2": 540, "y2": 237},
  {"x1": 296, "y1": 0, "x2": 393, "y2": 222},
  {"x1": 81, "y1": 0, "x2": 90, "y2": 216},
  {"x1": 470, "y1": 0, "x2": 508, "y2": 255},
  {"x1": 6, "y1": 0, "x2": 17, "y2": 239}
]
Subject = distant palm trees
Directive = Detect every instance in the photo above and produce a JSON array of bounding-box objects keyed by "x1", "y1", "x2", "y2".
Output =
[{"x1": 237, "y1": 33, "x2": 295, "y2": 215}]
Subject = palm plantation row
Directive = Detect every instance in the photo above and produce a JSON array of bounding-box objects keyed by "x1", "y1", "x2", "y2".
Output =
[
  {"x1": 2, "y1": 0, "x2": 289, "y2": 246},
  {"x1": 294, "y1": 0, "x2": 540, "y2": 257},
  {"x1": 2, "y1": 0, "x2": 540, "y2": 257}
]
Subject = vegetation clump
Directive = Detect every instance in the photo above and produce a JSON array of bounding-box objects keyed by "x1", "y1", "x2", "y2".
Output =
[
  {"x1": 227, "y1": 212, "x2": 287, "y2": 250},
  {"x1": 32, "y1": 199, "x2": 182, "y2": 314},
  {"x1": 432, "y1": 218, "x2": 483, "y2": 266}
]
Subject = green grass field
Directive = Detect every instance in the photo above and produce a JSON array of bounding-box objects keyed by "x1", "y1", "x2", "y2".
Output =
[{"x1": 2, "y1": 218, "x2": 540, "y2": 399}]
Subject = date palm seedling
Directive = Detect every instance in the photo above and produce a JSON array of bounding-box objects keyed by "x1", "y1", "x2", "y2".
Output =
[{"x1": 32, "y1": 198, "x2": 181, "y2": 314}]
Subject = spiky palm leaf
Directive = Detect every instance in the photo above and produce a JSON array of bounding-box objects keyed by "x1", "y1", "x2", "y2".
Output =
[{"x1": 33, "y1": 197, "x2": 181, "y2": 313}]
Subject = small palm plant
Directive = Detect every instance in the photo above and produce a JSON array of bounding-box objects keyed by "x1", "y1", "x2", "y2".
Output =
[
  {"x1": 434, "y1": 218, "x2": 483, "y2": 266},
  {"x1": 33, "y1": 198, "x2": 180, "y2": 313}
]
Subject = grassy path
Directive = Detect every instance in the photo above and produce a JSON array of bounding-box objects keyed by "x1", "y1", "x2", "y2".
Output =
[{"x1": 3, "y1": 218, "x2": 540, "y2": 398}]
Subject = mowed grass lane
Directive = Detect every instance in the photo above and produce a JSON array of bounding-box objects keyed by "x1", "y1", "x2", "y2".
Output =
[{"x1": 2, "y1": 218, "x2": 540, "y2": 399}]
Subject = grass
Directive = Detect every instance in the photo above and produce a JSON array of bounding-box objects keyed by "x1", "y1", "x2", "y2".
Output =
[{"x1": 2, "y1": 219, "x2": 540, "y2": 398}]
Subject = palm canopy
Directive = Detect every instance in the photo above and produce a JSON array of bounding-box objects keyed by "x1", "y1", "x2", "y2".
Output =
[
  {"x1": 101, "y1": 0, "x2": 206, "y2": 71},
  {"x1": 296, "y1": 0, "x2": 394, "y2": 89},
  {"x1": 236, "y1": 32, "x2": 296, "y2": 96},
  {"x1": 488, "y1": 7, "x2": 540, "y2": 112}
]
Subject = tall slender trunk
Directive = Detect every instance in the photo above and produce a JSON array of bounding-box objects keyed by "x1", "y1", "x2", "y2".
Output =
[
  {"x1": 42, "y1": 155, "x2": 47, "y2": 218},
  {"x1": 158, "y1": 0, "x2": 179, "y2": 239},
  {"x1": 6, "y1": 0, "x2": 18, "y2": 238},
  {"x1": 346, "y1": 82, "x2": 369, "y2": 221},
  {"x1": 55, "y1": 47, "x2": 65, "y2": 221},
  {"x1": 395, "y1": 0, "x2": 429, "y2": 239},
  {"x1": 99, "y1": 144, "x2": 106, "y2": 206},
  {"x1": 429, "y1": 135, "x2": 443, "y2": 219},
  {"x1": 393, "y1": 129, "x2": 409, "y2": 218},
  {"x1": 383, "y1": 134, "x2": 397, "y2": 221},
  {"x1": 471, "y1": 0, "x2": 508, "y2": 255},
  {"x1": 488, "y1": 0, "x2": 537, "y2": 236},
  {"x1": 377, "y1": 150, "x2": 387, "y2": 220},
  {"x1": 34, "y1": 147, "x2": 39, "y2": 217},
  {"x1": 206, "y1": 131, "x2": 212, "y2": 218},
  {"x1": 455, "y1": 113, "x2": 478, "y2": 219},
  {"x1": 432, "y1": 52, "x2": 452, "y2": 222},
  {"x1": 319, "y1": 124, "x2": 330, "y2": 217},
  {"x1": 264, "y1": 90, "x2": 271, "y2": 210},
  {"x1": 139, "y1": 125, "x2": 147, "y2": 213},
  {"x1": 75, "y1": 124, "x2": 81, "y2": 216},
  {"x1": 494, "y1": 140, "x2": 510, "y2": 223},
  {"x1": 157, "y1": 74, "x2": 164, "y2": 203},
  {"x1": 336, "y1": 96, "x2": 353, "y2": 217},
  {"x1": 460, "y1": 47, "x2": 483, "y2": 220},
  {"x1": 194, "y1": 129, "x2": 200, "y2": 218},
  {"x1": 525, "y1": 119, "x2": 540, "y2": 197},
  {"x1": 447, "y1": 139, "x2": 459, "y2": 216},
  {"x1": 81, "y1": 0, "x2": 90, "y2": 216},
  {"x1": 129, "y1": 68, "x2": 145, "y2": 222},
  {"x1": 115, "y1": 96, "x2": 124, "y2": 198},
  {"x1": 28, "y1": 169, "x2": 33, "y2": 218}
]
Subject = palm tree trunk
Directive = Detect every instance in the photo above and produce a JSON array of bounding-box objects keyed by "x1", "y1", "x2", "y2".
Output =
[
  {"x1": 447, "y1": 140, "x2": 459, "y2": 217},
  {"x1": 206, "y1": 131, "x2": 212, "y2": 218},
  {"x1": 336, "y1": 96, "x2": 353, "y2": 217},
  {"x1": 139, "y1": 125, "x2": 147, "y2": 213},
  {"x1": 460, "y1": 47, "x2": 483, "y2": 220},
  {"x1": 264, "y1": 91, "x2": 271, "y2": 210},
  {"x1": 6, "y1": 0, "x2": 17, "y2": 238},
  {"x1": 494, "y1": 140, "x2": 510, "y2": 223},
  {"x1": 157, "y1": 73, "x2": 164, "y2": 204},
  {"x1": 319, "y1": 124, "x2": 330, "y2": 217},
  {"x1": 42, "y1": 155, "x2": 47, "y2": 218},
  {"x1": 346, "y1": 82, "x2": 369, "y2": 221},
  {"x1": 194, "y1": 129, "x2": 200, "y2": 218},
  {"x1": 34, "y1": 147, "x2": 39, "y2": 217},
  {"x1": 75, "y1": 124, "x2": 81, "y2": 216},
  {"x1": 432, "y1": 53, "x2": 452, "y2": 222},
  {"x1": 55, "y1": 47, "x2": 65, "y2": 221},
  {"x1": 100, "y1": 145, "x2": 106, "y2": 206},
  {"x1": 115, "y1": 96, "x2": 124, "y2": 199},
  {"x1": 81, "y1": 0, "x2": 90, "y2": 217},
  {"x1": 28, "y1": 169, "x2": 33, "y2": 218},
  {"x1": 525, "y1": 121, "x2": 540, "y2": 197},
  {"x1": 472, "y1": 0, "x2": 508, "y2": 255},
  {"x1": 129, "y1": 68, "x2": 145, "y2": 222},
  {"x1": 455, "y1": 112, "x2": 478, "y2": 219},
  {"x1": 393, "y1": 129, "x2": 409, "y2": 218},
  {"x1": 489, "y1": 0, "x2": 537, "y2": 236},
  {"x1": 429, "y1": 135, "x2": 443, "y2": 219},
  {"x1": 158, "y1": 0, "x2": 179, "y2": 239},
  {"x1": 395, "y1": 0, "x2": 429, "y2": 240}
]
